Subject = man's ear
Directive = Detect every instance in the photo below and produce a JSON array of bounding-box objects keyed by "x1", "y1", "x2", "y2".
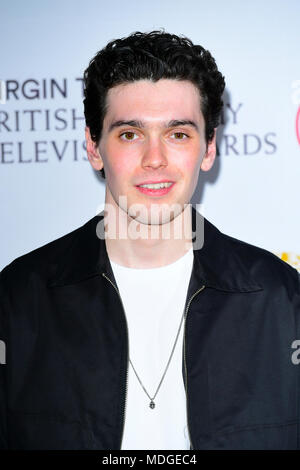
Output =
[
  {"x1": 200, "y1": 128, "x2": 217, "y2": 172},
  {"x1": 85, "y1": 127, "x2": 104, "y2": 171}
]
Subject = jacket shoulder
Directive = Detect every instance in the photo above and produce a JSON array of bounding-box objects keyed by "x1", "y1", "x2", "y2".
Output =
[
  {"x1": 219, "y1": 227, "x2": 300, "y2": 293},
  {"x1": 0, "y1": 218, "x2": 92, "y2": 287}
]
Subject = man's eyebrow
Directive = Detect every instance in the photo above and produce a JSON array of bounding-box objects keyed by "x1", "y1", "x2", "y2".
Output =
[
  {"x1": 108, "y1": 120, "x2": 145, "y2": 132},
  {"x1": 108, "y1": 119, "x2": 199, "y2": 132},
  {"x1": 168, "y1": 120, "x2": 199, "y2": 131}
]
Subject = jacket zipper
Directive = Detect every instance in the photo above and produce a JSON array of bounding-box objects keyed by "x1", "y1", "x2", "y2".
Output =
[
  {"x1": 183, "y1": 284, "x2": 206, "y2": 450},
  {"x1": 102, "y1": 272, "x2": 129, "y2": 450}
]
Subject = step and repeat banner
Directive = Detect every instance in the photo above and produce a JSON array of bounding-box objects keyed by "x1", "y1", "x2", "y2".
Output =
[{"x1": 0, "y1": 0, "x2": 299, "y2": 271}]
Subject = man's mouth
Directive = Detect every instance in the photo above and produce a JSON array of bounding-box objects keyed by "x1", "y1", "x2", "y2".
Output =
[
  {"x1": 138, "y1": 182, "x2": 173, "y2": 189},
  {"x1": 135, "y1": 181, "x2": 175, "y2": 196}
]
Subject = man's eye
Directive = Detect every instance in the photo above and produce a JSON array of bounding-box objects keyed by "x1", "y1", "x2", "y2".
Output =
[
  {"x1": 120, "y1": 131, "x2": 138, "y2": 141},
  {"x1": 171, "y1": 132, "x2": 188, "y2": 140}
]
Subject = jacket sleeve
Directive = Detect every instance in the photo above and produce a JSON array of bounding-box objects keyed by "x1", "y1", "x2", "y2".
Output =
[{"x1": 0, "y1": 270, "x2": 9, "y2": 449}]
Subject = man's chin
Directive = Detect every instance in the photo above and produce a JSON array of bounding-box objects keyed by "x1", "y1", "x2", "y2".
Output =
[{"x1": 127, "y1": 203, "x2": 186, "y2": 226}]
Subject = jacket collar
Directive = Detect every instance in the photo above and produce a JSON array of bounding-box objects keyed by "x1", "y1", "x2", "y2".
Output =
[{"x1": 48, "y1": 205, "x2": 263, "y2": 292}]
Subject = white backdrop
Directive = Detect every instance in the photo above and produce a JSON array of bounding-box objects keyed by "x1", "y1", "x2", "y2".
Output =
[{"x1": 1, "y1": 0, "x2": 299, "y2": 271}]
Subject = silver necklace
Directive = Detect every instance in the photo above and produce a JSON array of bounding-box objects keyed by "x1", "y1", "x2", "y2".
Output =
[{"x1": 129, "y1": 308, "x2": 186, "y2": 409}]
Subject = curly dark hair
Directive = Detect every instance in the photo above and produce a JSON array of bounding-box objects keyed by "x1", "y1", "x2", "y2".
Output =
[{"x1": 83, "y1": 30, "x2": 225, "y2": 179}]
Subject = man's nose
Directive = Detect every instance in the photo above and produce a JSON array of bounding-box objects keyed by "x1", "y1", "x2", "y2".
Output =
[{"x1": 141, "y1": 138, "x2": 168, "y2": 170}]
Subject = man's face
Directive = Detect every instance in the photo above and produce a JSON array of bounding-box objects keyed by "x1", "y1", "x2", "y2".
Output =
[{"x1": 87, "y1": 78, "x2": 216, "y2": 225}]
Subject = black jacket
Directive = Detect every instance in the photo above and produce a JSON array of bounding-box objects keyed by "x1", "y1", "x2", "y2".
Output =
[{"x1": 0, "y1": 206, "x2": 299, "y2": 450}]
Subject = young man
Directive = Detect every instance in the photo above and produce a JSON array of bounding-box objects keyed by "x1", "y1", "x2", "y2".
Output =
[{"x1": 0, "y1": 31, "x2": 300, "y2": 450}]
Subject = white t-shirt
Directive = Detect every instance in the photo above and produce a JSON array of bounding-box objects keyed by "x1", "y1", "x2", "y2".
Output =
[{"x1": 110, "y1": 247, "x2": 194, "y2": 450}]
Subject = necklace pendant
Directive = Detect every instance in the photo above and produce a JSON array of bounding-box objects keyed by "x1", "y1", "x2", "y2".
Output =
[{"x1": 149, "y1": 400, "x2": 155, "y2": 409}]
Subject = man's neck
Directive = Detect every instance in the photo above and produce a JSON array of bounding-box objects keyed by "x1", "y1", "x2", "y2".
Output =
[{"x1": 104, "y1": 203, "x2": 193, "y2": 269}]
